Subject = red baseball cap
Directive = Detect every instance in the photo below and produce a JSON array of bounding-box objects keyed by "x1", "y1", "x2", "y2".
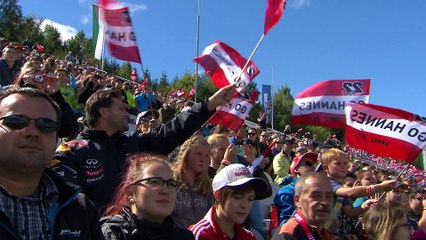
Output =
[{"x1": 290, "y1": 152, "x2": 318, "y2": 175}]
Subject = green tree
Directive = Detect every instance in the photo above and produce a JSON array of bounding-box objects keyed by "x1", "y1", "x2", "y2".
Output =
[
  {"x1": 272, "y1": 85, "x2": 294, "y2": 132},
  {"x1": 0, "y1": 0, "x2": 23, "y2": 41},
  {"x1": 64, "y1": 31, "x2": 87, "y2": 59},
  {"x1": 103, "y1": 58, "x2": 120, "y2": 75},
  {"x1": 118, "y1": 62, "x2": 132, "y2": 80},
  {"x1": 18, "y1": 16, "x2": 44, "y2": 45},
  {"x1": 158, "y1": 72, "x2": 169, "y2": 93},
  {"x1": 43, "y1": 24, "x2": 62, "y2": 55},
  {"x1": 195, "y1": 73, "x2": 216, "y2": 101}
]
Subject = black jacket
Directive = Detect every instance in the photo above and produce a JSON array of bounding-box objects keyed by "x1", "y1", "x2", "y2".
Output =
[
  {"x1": 101, "y1": 207, "x2": 194, "y2": 240},
  {"x1": 50, "y1": 90, "x2": 79, "y2": 137},
  {"x1": 0, "y1": 169, "x2": 102, "y2": 240},
  {"x1": 51, "y1": 101, "x2": 213, "y2": 211}
]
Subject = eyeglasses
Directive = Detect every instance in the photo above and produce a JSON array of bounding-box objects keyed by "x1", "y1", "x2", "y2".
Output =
[
  {"x1": 248, "y1": 133, "x2": 256, "y2": 136},
  {"x1": 261, "y1": 135, "x2": 269, "y2": 138},
  {"x1": 0, "y1": 115, "x2": 59, "y2": 133},
  {"x1": 134, "y1": 177, "x2": 181, "y2": 191}
]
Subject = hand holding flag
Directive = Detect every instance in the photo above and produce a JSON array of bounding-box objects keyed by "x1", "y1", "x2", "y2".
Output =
[{"x1": 208, "y1": 89, "x2": 259, "y2": 131}]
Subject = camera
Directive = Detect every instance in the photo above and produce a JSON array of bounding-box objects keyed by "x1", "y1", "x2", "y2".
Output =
[{"x1": 34, "y1": 74, "x2": 44, "y2": 83}]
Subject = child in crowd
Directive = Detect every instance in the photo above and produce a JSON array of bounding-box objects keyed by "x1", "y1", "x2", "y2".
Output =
[
  {"x1": 171, "y1": 135, "x2": 214, "y2": 228},
  {"x1": 321, "y1": 148, "x2": 396, "y2": 235},
  {"x1": 189, "y1": 164, "x2": 269, "y2": 240}
]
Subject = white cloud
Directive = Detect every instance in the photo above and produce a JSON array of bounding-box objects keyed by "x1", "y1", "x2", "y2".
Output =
[
  {"x1": 291, "y1": 0, "x2": 312, "y2": 9},
  {"x1": 41, "y1": 19, "x2": 78, "y2": 42},
  {"x1": 81, "y1": 15, "x2": 90, "y2": 25},
  {"x1": 125, "y1": 3, "x2": 148, "y2": 14}
]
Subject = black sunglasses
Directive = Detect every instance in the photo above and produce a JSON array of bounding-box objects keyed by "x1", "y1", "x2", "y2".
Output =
[
  {"x1": 0, "y1": 115, "x2": 59, "y2": 133},
  {"x1": 134, "y1": 177, "x2": 181, "y2": 191},
  {"x1": 304, "y1": 161, "x2": 315, "y2": 167},
  {"x1": 248, "y1": 132, "x2": 256, "y2": 136}
]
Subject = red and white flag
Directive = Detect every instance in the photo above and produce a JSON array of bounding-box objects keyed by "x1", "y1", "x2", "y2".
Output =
[
  {"x1": 131, "y1": 68, "x2": 137, "y2": 82},
  {"x1": 345, "y1": 102, "x2": 426, "y2": 163},
  {"x1": 176, "y1": 89, "x2": 185, "y2": 98},
  {"x1": 168, "y1": 89, "x2": 177, "y2": 96},
  {"x1": 292, "y1": 79, "x2": 371, "y2": 129},
  {"x1": 209, "y1": 91, "x2": 259, "y2": 132},
  {"x1": 264, "y1": 0, "x2": 286, "y2": 34},
  {"x1": 194, "y1": 41, "x2": 260, "y2": 93},
  {"x1": 186, "y1": 86, "x2": 195, "y2": 99},
  {"x1": 100, "y1": 0, "x2": 142, "y2": 63}
]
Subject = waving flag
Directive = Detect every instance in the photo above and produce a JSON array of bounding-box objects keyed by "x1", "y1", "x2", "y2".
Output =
[
  {"x1": 292, "y1": 79, "x2": 371, "y2": 129},
  {"x1": 168, "y1": 89, "x2": 177, "y2": 96},
  {"x1": 176, "y1": 89, "x2": 185, "y2": 98},
  {"x1": 186, "y1": 86, "x2": 195, "y2": 99},
  {"x1": 131, "y1": 68, "x2": 137, "y2": 82},
  {"x1": 345, "y1": 102, "x2": 426, "y2": 163},
  {"x1": 195, "y1": 41, "x2": 260, "y2": 93},
  {"x1": 97, "y1": 0, "x2": 142, "y2": 63},
  {"x1": 209, "y1": 91, "x2": 259, "y2": 132},
  {"x1": 264, "y1": 0, "x2": 286, "y2": 34}
]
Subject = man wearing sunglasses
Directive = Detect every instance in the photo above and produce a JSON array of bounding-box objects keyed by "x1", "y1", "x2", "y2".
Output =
[
  {"x1": 51, "y1": 85, "x2": 236, "y2": 212},
  {"x1": 0, "y1": 88, "x2": 101, "y2": 239},
  {"x1": 273, "y1": 152, "x2": 318, "y2": 226}
]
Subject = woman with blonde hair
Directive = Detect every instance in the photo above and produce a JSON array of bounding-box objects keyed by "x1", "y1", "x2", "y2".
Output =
[
  {"x1": 171, "y1": 135, "x2": 214, "y2": 228},
  {"x1": 363, "y1": 203, "x2": 412, "y2": 240},
  {"x1": 102, "y1": 153, "x2": 195, "y2": 239}
]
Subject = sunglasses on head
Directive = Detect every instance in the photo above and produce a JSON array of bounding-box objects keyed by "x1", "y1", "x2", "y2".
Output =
[{"x1": 0, "y1": 115, "x2": 59, "y2": 133}]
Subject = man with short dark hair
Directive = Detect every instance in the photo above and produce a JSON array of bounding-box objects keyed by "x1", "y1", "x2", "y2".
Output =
[
  {"x1": 0, "y1": 45, "x2": 19, "y2": 87},
  {"x1": 273, "y1": 172, "x2": 337, "y2": 240},
  {"x1": 51, "y1": 85, "x2": 235, "y2": 211},
  {"x1": 0, "y1": 88, "x2": 101, "y2": 239}
]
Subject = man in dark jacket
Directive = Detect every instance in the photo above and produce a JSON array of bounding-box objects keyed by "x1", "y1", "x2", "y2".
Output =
[
  {"x1": 51, "y1": 86, "x2": 235, "y2": 211},
  {"x1": 0, "y1": 88, "x2": 101, "y2": 239}
]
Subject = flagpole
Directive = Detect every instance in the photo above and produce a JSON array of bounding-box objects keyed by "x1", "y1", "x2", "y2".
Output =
[
  {"x1": 194, "y1": 0, "x2": 201, "y2": 103},
  {"x1": 271, "y1": 66, "x2": 274, "y2": 130},
  {"x1": 100, "y1": 7, "x2": 106, "y2": 71},
  {"x1": 236, "y1": 33, "x2": 265, "y2": 81}
]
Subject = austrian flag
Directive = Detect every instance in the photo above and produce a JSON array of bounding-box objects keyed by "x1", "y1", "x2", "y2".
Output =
[
  {"x1": 195, "y1": 41, "x2": 260, "y2": 93},
  {"x1": 99, "y1": 0, "x2": 142, "y2": 63},
  {"x1": 345, "y1": 103, "x2": 426, "y2": 163},
  {"x1": 292, "y1": 79, "x2": 371, "y2": 129},
  {"x1": 209, "y1": 91, "x2": 259, "y2": 132}
]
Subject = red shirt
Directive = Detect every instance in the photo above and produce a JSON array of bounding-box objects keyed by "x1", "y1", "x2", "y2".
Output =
[{"x1": 189, "y1": 205, "x2": 255, "y2": 240}]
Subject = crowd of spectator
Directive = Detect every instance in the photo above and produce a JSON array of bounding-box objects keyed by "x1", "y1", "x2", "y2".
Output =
[{"x1": 0, "y1": 37, "x2": 425, "y2": 240}]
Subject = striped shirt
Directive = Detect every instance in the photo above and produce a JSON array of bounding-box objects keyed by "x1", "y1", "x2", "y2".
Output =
[{"x1": 0, "y1": 174, "x2": 59, "y2": 240}]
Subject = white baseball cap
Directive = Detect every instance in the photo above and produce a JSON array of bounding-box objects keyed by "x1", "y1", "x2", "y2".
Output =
[{"x1": 213, "y1": 164, "x2": 269, "y2": 200}]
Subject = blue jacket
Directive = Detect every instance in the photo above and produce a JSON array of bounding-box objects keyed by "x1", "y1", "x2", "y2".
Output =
[{"x1": 274, "y1": 176, "x2": 298, "y2": 226}]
